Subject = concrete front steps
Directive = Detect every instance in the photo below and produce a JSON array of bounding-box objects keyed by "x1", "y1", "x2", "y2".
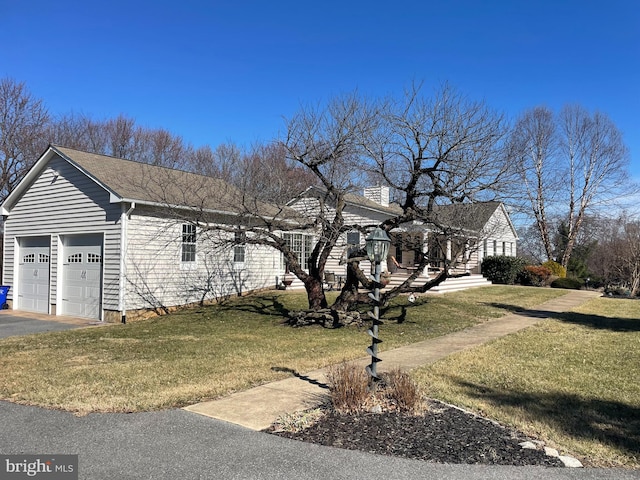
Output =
[
  {"x1": 283, "y1": 272, "x2": 492, "y2": 294},
  {"x1": 383, "y1": 273, "x2": 492, "y2": 294},
  {"x1": 429, "y1": 274, "x2": 493, "y2": 293}
]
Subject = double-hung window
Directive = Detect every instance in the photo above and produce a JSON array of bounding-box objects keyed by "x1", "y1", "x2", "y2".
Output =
[
  {"x1": 234, "y1": 232, "x2": 246, "y2": 263},
  {"x1": 182, "y1": 224, "x2": 196, "y2": 263},
  {"x1": 282, "y1": 233, "x2": 313, "y2": 269}
]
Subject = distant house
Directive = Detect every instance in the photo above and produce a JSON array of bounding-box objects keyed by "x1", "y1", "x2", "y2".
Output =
[
  {"x1": 1, "y1": 145, "x2": 285, "y2": 322},
  {"x1": 1, "y1": 146, "x2": 518, "y2": 322}
]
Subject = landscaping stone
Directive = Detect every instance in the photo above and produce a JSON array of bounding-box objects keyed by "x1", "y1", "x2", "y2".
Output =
[
  {"x1": 518, "y1": 441, "x2": 538, "y2": 450},
  {"x1": 559, "y1": 455, "x2": 583, "y2": 468},
  {"x1": 544, "y1": 446, "x2": 560, "y2": 457}
]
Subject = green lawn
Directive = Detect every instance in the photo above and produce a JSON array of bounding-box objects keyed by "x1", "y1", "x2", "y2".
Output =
[
  {"x1": 412, "y1": 296, "x2": 640, "y2": 468},
  {"x1": 0, "y1": 286, "x2": 563, "y2": 413}
]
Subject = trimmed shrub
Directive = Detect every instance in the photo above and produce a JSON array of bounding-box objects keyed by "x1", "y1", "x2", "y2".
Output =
[
  {"x1": 585, "y1": 276, "x2": 604, "y2": 289},
  {"x1": 481, "y1": 256, "x2": 527, "y2": 285},
  {"x1": 519, "y1": 265, "x2": 553, "y2": 287},
  {"x1": 542, "y1": 260, "x2": 566, "y2": 278},
  {"x1": 550, "y1": 277, "x2": 583, "y2": 290}
]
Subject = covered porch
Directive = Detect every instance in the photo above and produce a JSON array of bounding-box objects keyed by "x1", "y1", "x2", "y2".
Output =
[{"x1": 387, "y1": 231, "x2": 481, "y2": 278}]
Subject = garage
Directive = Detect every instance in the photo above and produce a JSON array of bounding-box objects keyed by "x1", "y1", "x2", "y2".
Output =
[
  {"x1": 17, "y1": 237, "x2": 51, "y2": 313},
  {"x1": 61, "y1": 234, "x2": 103, "y2": 320}
]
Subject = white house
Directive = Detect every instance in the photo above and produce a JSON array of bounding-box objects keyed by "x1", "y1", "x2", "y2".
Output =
[
  {"x1": 1, "y1": 146, "x2": 518, "y2": 322},
  {"x1": 1, "y1": 145, "x2": 287, "y2": 322}
]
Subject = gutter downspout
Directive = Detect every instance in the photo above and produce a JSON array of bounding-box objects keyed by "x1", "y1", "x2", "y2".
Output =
[{"x1": 119, "y1": 202, "x2": 136, "y2": 324}]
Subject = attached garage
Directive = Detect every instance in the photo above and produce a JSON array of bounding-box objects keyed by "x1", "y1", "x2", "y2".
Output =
[
  {"x1": 17, "y1": 237, "x2": 51, "y2": 314},
  {"x1": 60, "y1": 234, "x2": 103, "y2": 319},
  {"x1": 2, "y1": 145, "x2": 302, "y2": 323}
]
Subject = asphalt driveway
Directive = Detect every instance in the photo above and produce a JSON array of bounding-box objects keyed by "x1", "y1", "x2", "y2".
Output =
[
  {"x1": 0, "y1": 401, "x2": 637, "y2": 480},
  {"x1": 0, "y1": 311, "x2": 96, "y2": 339}
]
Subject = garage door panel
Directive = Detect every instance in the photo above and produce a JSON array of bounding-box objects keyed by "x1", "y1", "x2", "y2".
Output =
[
  {"x1": 62, "y1": 301, "x2": 83, "y2": 317},
  {"x1": 61, "y1": 239, "x2": 102, "y2": 320},
  {"x1": 65, "y1": 286, "x2": 83, "y2": 297},
  {"x1": 18, "y1": 239, "x2": 50, "y2": 314},
  {"x1": 87, "y1": 287, "x2": 101, "y2": 298},
  {"x1": 86, "y1": 270, "x2": 100, "y2": 282}
]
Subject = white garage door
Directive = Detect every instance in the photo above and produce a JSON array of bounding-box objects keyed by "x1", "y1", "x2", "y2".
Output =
[
  {"x1": 61, "y1": 235, "x2": 103, "y2": 319},
  {"x1": 18, "y1": 237, "x2": 51, "y2": 313}
]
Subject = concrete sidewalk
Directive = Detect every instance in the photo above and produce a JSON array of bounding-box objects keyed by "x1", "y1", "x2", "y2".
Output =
[{"x1": 184, "y1": 289, "x2": 602, "y2": 430}]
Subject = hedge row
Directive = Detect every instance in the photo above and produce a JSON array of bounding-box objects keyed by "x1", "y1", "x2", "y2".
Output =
[{"x1": 481, "y1": 256, "x2": 582, "y2": 290}]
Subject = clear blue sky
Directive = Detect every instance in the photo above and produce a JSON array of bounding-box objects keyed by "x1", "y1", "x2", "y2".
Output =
[{"x1": 2, "y1": 0, "x2": 639, "y2": 179}]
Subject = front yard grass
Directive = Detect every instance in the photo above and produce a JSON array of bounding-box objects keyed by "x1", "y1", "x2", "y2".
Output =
[
  {"x1": 412, "y1": 296, "x2": 640, "y2": 468},
  {"x1": 0, "y1": 286, "x2": 563, "y2": 414}
]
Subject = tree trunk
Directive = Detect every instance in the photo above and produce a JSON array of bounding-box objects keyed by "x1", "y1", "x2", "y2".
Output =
[
  {"x1": 304, "y1": 277, "x2": 328, "y2": 310},
  {"x1": 332, "y1": 257, "x2": 375, "y2": 312},
  {"x1": 630, "y1": 262, "x2": 640, "y2": 297}
]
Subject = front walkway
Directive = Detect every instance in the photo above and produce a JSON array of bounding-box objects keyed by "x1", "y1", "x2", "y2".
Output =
[{"x1": 184, "y1": 289, "x2": 602, "y2": 430}]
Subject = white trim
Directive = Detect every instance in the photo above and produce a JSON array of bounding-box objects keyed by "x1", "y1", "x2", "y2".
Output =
[
  {"x1": 119, "y1": 202, "x2": 135, "y2": 322},
  {"x1": 180, "y1": 223, "x2": 197, "y2": 269},
  {"x1": 55, "y1": 235, "x2": 62, "y2": 314},
  {"x1": 1, "y1": 223, "x2": 7, "y2": 286}
]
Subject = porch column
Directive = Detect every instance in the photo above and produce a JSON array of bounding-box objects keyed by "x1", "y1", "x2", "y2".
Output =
[
  {"x1": 422, "y1": 234, "x2": 429, "y2": 277},
  {"x1": 464, "y1": 240, "x2": 469, "y2": 273}
]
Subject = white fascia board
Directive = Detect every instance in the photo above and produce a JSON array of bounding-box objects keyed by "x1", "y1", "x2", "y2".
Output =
[
  {"x1": 1, "y1": 145, "x2": 57, "y2": 215},
  {"x1": 114, "y1": 196, "x2": 242, "y2": 218}
]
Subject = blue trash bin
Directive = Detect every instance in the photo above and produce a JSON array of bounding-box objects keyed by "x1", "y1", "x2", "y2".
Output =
[{"x1": 0, "y1": 286, "x2": 10, "y2": 309}]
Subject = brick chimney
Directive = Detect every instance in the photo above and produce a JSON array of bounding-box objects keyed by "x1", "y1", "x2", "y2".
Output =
[{"x1": 363, "y1": 186, "x2": 390, "y2": 207}]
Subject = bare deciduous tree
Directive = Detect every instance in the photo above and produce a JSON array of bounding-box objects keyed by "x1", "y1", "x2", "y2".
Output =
[
  {"x1": 140, "y1": 128, "x2": 188, "y2": 169},
  {"x1": 186, "y1": 84, "x2": 511, "y2": 313},
  {"x1": 558, "y1": 105, "x2": 631, "y2": 268},
  {"x1": 50, "y1": 113, "x2": 195, "y2": 169},
  {"x1": 0, "y1": 78, "x2": 50, "y2": 201},
  {"x1": 509, "y1": 105, "x2": 632, "y2": 269},
  {"x1": 338, "y1": 83, "x2": 510, "y2": 308},
  {"x1": 589, "y1": 214, "x2": 640, "y2": 296},
  {"x1": 508, "y1": 106, "x2": 559, "y2": 262}
]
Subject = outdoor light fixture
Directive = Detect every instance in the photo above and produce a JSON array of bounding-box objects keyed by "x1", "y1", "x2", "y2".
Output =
[
  {"x1": 365, "y1": 227, "x2": 391, "y2": 263},
  {"x1": 364, "y1": 227, "x2": 391, "y2": 388}
]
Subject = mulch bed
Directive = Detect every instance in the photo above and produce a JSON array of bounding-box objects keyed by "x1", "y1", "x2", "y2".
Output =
[{"x1": 268, "y1": 400, "x2": 565, "y2": 466}]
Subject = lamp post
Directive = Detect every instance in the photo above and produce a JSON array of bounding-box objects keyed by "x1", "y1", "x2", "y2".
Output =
[{"x1": 365, "y1": 227, "x2": 391, "y2": 388}]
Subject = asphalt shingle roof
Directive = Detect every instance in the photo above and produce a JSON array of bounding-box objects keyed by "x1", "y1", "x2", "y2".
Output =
[
  {"x1": 295, "y1": 185, "x2": 506, "y2": 234},
  {"x1": 52, "y1": 146, "x2": 289, "y2": 219}
]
